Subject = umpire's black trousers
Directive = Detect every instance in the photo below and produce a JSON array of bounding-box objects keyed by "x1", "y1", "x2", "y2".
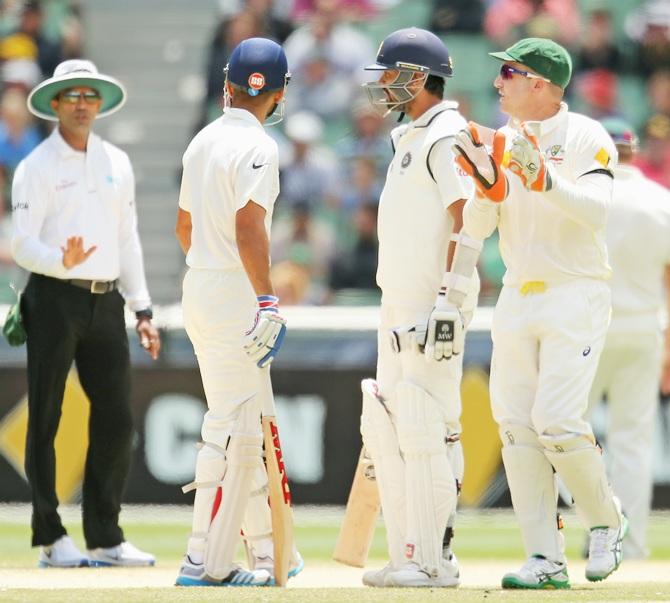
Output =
[{"x1": 22, "y1": 273, "x2": 132, "y2": 548}]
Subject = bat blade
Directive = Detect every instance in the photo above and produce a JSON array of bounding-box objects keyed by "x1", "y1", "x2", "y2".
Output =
[
  {"x1": 333, "y1": 447, "x2": 381, "y2": 567},
  {"x1": 262, "y1": 414, "x2": 294, "y2": 586}
]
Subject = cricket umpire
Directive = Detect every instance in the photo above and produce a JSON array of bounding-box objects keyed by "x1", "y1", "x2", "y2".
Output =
[{"x1": 11, "y1": 59, "x2": 159, "y2": 567}]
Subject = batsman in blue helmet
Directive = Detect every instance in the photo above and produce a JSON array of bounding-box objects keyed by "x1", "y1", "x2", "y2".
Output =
[
  {"x1": 174, "y1": 37, "x2": 302, "y2": 586},
  {"x1": 356, "y1": 27, "x2": 483, "y2": 588}
]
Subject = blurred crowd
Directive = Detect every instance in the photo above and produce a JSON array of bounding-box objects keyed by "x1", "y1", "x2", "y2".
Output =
[{"x1": 1, "y1": 0, "x2": 670, "y2": 305}]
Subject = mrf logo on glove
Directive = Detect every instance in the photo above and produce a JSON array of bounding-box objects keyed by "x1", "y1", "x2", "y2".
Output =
[{"x1": 243, "y1": 295, "x2": 287, "y2": 368}]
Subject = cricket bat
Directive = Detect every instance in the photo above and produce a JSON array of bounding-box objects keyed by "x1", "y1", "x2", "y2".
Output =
[
  {"x1": 260, "y1": 367, "x2": 294, "y2": 586},
  {"x1": 332, "y1": 447, "x2": 381, "y2": 567}
]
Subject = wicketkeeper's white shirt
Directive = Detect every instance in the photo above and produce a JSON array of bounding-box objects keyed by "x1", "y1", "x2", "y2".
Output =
[
  {"x1": 179, "y1": 107, "x2": 279, "y2": 271},
  {"x1": 606, "y1": 163, "x2": 670, "y2": 333},
  {"x1": 376, "y1": 100, "x2": 474, "y2": 309},
  {"x1": 11, "y1": 127, "x2": 151, "y2": 311},
  {"x1": 464, "y1": 102, "x2": 618, "y2": 286}
]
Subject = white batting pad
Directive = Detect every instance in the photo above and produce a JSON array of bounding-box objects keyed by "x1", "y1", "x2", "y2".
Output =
[
  {"x1": 540, "y1": 432, "x2": 621, "y2": 529},
  {"x1": 396, "y1": 381, "x2": 455, "y2": 576},
  {"x1": 500, "y1": 423, "x2": 565, "y2": 562},
  {"x1": 204, "y1": 432, "x2": 263, "y2": 580},
  {"x1": 360, "y1": 378, "x2": 406, "y2": 569}
]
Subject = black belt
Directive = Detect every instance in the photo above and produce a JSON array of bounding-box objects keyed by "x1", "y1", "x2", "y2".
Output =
[{"x1": 68, "y1": 279, "x2": 118, "y2": 294}]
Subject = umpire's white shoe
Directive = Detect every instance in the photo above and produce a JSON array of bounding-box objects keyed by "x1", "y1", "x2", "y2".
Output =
[
  {"x1": 87, "y1": 541, "x2": 155, "y2": 567},
  {"x1": 38, "y1": 535, "x2": 88, "y2": 568},
  {"x1": 384, "y1": 561, "x2": 460, "y2": 588},
  {"x1": 175, "y1": 556, "x2": 271, "y2": 587},
  {"x1": 501, "y1": 555, "x2": 570, "y2": 589},
  {"x1": 585, "y1": 499, "x2": 628, "y2": 582},
  {"x1": 362, "y1": 563, "x2": 395, "y2": 587}
]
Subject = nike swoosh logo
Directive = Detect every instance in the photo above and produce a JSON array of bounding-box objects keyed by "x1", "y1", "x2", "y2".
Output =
[{"x1": 252, "y1": 162, "x2": 268, "y2": 169}]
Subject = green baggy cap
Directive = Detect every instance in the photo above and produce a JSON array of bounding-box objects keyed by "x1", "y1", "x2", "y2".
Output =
[{"x1": 489, "y1": 37, "x2": 572, "y2": 89}]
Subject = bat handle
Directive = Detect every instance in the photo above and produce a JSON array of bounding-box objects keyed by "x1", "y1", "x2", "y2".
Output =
[{"x1": 259, "y1": 365, "x2": 276, "y2": 418}]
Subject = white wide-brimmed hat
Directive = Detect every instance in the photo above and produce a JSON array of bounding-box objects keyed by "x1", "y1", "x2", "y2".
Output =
[{"x1": 27, "y1": 59, "x2": 127, "y2": 121}]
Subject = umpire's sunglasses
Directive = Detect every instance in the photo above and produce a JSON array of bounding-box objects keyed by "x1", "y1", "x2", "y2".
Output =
[
  {"x1": 499, "y1": 64, "x2": 550, "y2": 83},
  {"x1": 59, "y1": 90, "x2": 102, "y2": 104}
]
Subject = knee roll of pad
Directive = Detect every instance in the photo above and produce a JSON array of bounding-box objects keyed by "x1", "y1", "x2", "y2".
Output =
[
  {"x1": 499, "y1": 423, "x2": 543, "y2": 449},
  {"x1": 537, "y1": 432, "x2": 596, "y2": 454},
  {"x1": 227, "y1": 432, "x2": 263, "y2": 469},
  {"x1": 396, "y1": 381, "x2": 447, "y2": 456}
]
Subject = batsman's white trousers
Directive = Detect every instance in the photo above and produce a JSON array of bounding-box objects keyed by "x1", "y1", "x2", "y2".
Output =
[
  {"x1": 182, "y1": 267, "x2": 262, "y2": 448},
  {"x1": 588, "y1": 330, "x2": 662, "y2": 558},
  {"x1": 490, "y1": 278, "x2": 611, "y2": 437}
]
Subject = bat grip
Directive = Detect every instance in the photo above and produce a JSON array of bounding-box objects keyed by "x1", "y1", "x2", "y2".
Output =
[{"x1": 260, "y1": 365, "x2": 276, "y2": 417}]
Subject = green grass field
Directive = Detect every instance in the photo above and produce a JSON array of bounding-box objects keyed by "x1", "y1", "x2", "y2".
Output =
[{"x1": 1, "y1": 505, "x2": 670, "y2": 602}]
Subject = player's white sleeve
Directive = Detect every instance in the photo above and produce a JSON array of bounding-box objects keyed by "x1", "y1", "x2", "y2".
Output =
[
  {"x1": 429, "y1": 137, "x2": 473, "y2": 209},
  {"x1": 10, "y1": 160, "x2": 69, "y2": 279},
  {"x1": 462, "y1": 193, "x2": 499, "y2": 241},
  {"x1": 543, "y1": 170, "x2": 612, "y2": 232},
  {"x1": 118, "y1": 156, "x2": 151, "y2": 312}
]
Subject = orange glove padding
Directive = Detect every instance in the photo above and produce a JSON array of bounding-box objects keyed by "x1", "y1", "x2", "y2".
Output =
[
  {"x1": 508, "y1": 123, "x2": 550, "y2": 192},
  {"x1": 454, "y1": 122, "x2": 508, "y2": 203}
]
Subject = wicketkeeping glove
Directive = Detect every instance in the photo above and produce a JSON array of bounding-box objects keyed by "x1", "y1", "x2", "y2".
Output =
[
  {"x1": 424, "y1": 294, "x2": 465, "y2": 362},
  {"x1": 508, "y1": 122, "x2": 552, "y2": 192},
  {"x1": 243, "y1": 295, "x2": 287, "y2": 368},
  {"x1": 453, "y1": 122, "x2": 508, "y2": 203}
]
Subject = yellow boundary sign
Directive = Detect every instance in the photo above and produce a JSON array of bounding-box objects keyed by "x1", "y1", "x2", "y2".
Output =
[{"x1": 0, "y1": 370, "x2": 91, "y2": 503}]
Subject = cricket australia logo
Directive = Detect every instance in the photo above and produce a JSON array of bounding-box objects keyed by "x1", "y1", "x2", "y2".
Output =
[
  {"x1": 547, "y1": 144, "x2": 564, "y2": 163},
  {"x1": 401, "y1": 152, "x2": 412, "y2": 168}
]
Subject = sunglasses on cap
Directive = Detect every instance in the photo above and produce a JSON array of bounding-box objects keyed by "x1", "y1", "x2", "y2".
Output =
[
  {"x1": 499, "y1": 64, "x2": 550, "y2": 83},
  {"x1": 59, "y1": 90, "x2": 102, "y2": 104}
]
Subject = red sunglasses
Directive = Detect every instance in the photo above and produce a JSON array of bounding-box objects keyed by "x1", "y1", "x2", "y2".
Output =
[{"x1": 499, "y1": 64, "x2": 550, "y2": 82}]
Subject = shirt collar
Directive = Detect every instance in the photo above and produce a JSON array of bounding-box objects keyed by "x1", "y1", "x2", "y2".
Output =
[
  {"x1": 509, "y1": 101, "x2": 568, "y2": 137},
  {"x1": 49, "y1": 127, "x2": 100, "y2": 158},
  {"x1": 408, "y1": 99, "x2": 459, "y2": 130},
  {"x1": 222, "y1": 107, "x2": 264, "y2": 129}
]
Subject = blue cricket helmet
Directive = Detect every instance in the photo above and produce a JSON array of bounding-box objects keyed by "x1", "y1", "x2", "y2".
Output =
[
  {"x1": 226, "y1": 37, "x2": 290, "y2": 96},
  {"x1": 366, "y1": 27, "x2": 453, "y2": 79}
]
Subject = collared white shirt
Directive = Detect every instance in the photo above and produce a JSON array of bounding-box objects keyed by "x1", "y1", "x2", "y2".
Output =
[
  {"x1": 377, "y1": 100, "x2": 474, "y2": 309},
  {"x1": 11, "y1": 127, "x2": 151, "y2": 311},
  {"x1": 607, "y1": 164, "x2": 670, "y2": 333},
  {"x1": 179, "y1": 107, "x2": 279, "y2": 270},
  {"x1": 464, "y1": 102, "x2": 617, "y2": 286}
]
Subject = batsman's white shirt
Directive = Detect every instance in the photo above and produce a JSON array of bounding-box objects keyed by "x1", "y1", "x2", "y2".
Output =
[
  {"x1": 11, "y1": 127, "x2": 151, "y2": 311},
  {"x1": 179, "y1": 108, "x2": 279, "y2": 270},
  {"x1": 376, "y1": 100, "x2": 474, "y2": 310}
]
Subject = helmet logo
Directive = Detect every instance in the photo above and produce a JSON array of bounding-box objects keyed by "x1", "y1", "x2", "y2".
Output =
[
  {"x1": 401, "y1": 152, "x2": 412, "y2": 168},
  {"x1": 248, "y1": 72, "x2": 265, "y2": 90}
]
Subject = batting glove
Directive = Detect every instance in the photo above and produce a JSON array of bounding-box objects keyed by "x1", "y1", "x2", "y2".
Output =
[
  {"x1": 424, "y1": 292, "x2": 465, "y2": 362},
  {"x1": 508, "y1": 122, "x2": 553, "y2": 192},
  {"x1": 389, "y1": 323, "x2": 427, "y2": 354},
  {"x1": 243, "y1": 295, "x2": 287, "y2": 368},
  {"x1": 453, "y1": 122, "x2": 508, "y2": 203}
]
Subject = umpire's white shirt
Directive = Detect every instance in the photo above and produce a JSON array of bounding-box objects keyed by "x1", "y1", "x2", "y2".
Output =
[
  {"x1": 179, "y1": 108, "x2": 279, "y2": 270},
  {"x1": 11, "y1": 127, "x2": 151, "y2": 311},
  {"x1": 464, "y1": 102, "x2": 617, "y2": 286},
  {"x1": 607, "y1": 164, "x2": 670, "y2": 333},
  {"x1": 377, "y1": 100, "x2": 474, "y2": 309}
]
